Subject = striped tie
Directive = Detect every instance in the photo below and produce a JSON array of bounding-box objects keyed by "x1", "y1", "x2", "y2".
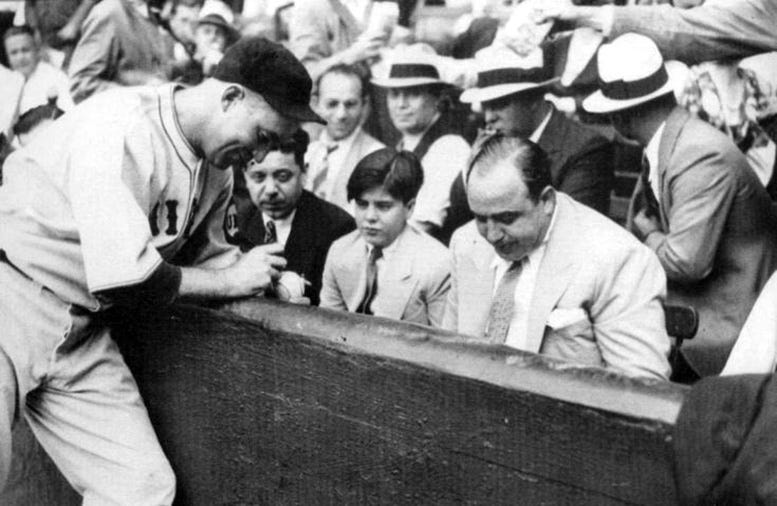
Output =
[
  {"x1": 485, "y1": 261, "x2": 523, "y2": 343},
  {"x1": 310, "y1": 143, "x2": 339, "y2": 199},
  {"x1": 264, "y1": 220, "x2": 277, "y2": 244}
]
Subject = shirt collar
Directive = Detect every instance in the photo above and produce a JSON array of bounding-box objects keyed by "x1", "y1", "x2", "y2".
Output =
[
  {"x1": 645, "y1": 121, "x2": 666, "y2": 171},
  {"x1": 320, "y1": 126, "x2": 360, "y2": 151},
  {"x1": 262, "y1": 209, "x2": 296, "y2": 228},
  {"x1": 529, "y1": 106, "x2": 553, "y2": 143},
  {"x1": 364, "y1": 224, "x2": 406, "y2": 260},
  {"x1": 158, "y1": 83, "x2": 199, "y2": 172},
  {"x1": 399, "y1": 112, "x2": 441, "y2": 151}
]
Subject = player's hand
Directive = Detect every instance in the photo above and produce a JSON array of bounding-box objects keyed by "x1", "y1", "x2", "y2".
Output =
[
  {"x1": 343, "y1": 36, "x2": 384, "y2": 65},
  {"x1": 225, "y1": 244, "x2": 286, "y2": 297}
]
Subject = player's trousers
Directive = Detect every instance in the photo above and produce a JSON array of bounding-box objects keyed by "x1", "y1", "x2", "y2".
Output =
[{"x1": 0, "y1": 261, "x2": 176, "y2": 505}]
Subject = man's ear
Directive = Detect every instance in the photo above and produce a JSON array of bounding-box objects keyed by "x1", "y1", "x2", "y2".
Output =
[
  {"x1": 221, "y1": 84, "x2": 245, "y2": 111},
  {"x1": 404, "y1": 197, "x2": 416, "y2": 216},
  {"x1": 539, "y1": 186, "x2": 556, "y2": 212}
]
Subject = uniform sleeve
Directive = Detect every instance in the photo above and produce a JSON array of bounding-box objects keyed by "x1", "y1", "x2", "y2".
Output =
[
  {"x1": 67, "y1": 114, "x2": 163, "y2": 294},
  {"x1": 590, "y1": 243, "x2": 671, "y2": 380},
  {"x1": 412, "y1": 135, "x2": 471, "y2": 229},
  {"x1": 68, "y1": 4, "x2": 120, "y2": 103},
  {"x1": 611, "y1": 0, "x2": 777, "y2": 65}
]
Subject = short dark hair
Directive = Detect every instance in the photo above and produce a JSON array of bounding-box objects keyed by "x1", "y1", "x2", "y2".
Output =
[
  {"x1": 13, "y1": 103, "x2": 64, "y2": 137},
  {"x1": 316, "y1": 64, "x2": 370, "y2": 99},
  {"x1": 3, "y1": 25, "x2": 35, "y2": 45},
  {"x1": 245, "y1": 128, "x2": 309, "y2": 170},
  {"x1": 467, "y1": 133, "x2": 552, "y2": 202},
  {"x1": 347, "y1": 148, "x2": 424, "y2": 204}
]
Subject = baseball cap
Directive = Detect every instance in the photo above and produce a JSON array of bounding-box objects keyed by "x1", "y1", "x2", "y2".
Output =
[{"x1": 213, "y1": 36, "x2": 325, "y2": 124}]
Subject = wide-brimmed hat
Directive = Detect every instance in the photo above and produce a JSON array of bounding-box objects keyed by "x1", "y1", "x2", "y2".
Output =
[
  {"x1": 582, "y1": 33, "x2": 675, "y2": 114},
  {"x1": 459, "y1": 46, "x2": 559, "y2": 104},
  {"x1": 371, "y1": 52, "x2": 447, "y2": 89},
  {"x1": 197, "y1": 13, "x2": 240, "y2": 45}
]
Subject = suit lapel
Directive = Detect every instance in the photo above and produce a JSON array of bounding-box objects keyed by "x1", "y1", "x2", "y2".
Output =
[
  {"x1": 525, "y1": 195, "x2": 576, "y2": 353},
  {"x1": 461, "y1": 230, "x2": 497, "y2": 337},
  {"x1": 537, "y1": 107, "x2": 565, "y2": 183},
  {"x1": 332, "y1": 130, "x2": 365, "y2": 206},
  {"x1": 340, "y1": 237, "x2": 369, "y2": 311},
  {"x1": 657, "y1": 107, "x2": 689, "y2": 229},
  {"x1": 377, "y1": 227, "x2": 417, "y2": 320},
  {"x1": 285, "y1": 193, "x2": 316, "y2": 274},
  {"x1": 240, "y1": 206, "x2": 267, "y2": 247}
]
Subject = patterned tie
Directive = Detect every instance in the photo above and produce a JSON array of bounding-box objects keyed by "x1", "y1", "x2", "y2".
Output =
[
  {"x1": 640, "y1": 154, "x2": 661, "y2": 218},
  {"x1": 310, "y1": 143, "x2": 339, "y2": 199},
  {"x1": 264, "y1": 220, "x2": 277, "y2": 244},
  {"x1": 356, "y1": 246, "x2": 383, "y2": 315},
  {"x1": 485, "y1": 261, "x2": 524, "y2": 344}
]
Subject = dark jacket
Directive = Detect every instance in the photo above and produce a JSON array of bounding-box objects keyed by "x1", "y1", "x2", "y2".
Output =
[{"x1": 233, "y1": 190, "x2": 355, "y2": 305}]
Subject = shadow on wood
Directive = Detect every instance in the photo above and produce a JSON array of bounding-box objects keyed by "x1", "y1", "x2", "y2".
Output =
[{"x1": 4, "y1": 298, "x2": 687, "y2": 504}]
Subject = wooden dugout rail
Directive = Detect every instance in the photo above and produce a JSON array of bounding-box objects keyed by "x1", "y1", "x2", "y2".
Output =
[{"x1": 5, "y1": 299, "x2": 687, "y2": 505}]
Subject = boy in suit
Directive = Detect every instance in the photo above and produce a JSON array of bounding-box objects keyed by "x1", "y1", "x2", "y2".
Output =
[{"x1": 320, "y1": 148, "x2": 451, "y2": 327}]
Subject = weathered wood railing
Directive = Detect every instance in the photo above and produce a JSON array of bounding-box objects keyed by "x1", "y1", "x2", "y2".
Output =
[{"x1": 4, "y1": 299, "x2": 687, "y2": 505}]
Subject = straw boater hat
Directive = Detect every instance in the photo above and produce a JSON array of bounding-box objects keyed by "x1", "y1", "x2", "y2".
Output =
[
  {"x1": 459, "y1": 46, "x2": 559, "y2": 104},
  {"x1": 371, "y1": 52, "x2": 447, "y2": 89},
  {"x1": 582, "y1": 33, "x2": 675, "y2": 114}
]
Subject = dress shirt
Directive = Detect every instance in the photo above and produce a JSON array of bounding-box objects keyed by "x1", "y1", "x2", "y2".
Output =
[
  {"x1": 644, "y1": 121, "x2": 666, "y2": 201},
  {"x1": 529, "y1": 106, "x2": 553, "y2": 142},
  {"x1": 312, "y1": 128, "x2": 359, "y2": 198},
  {"x1": 490, "y1": 203, "x2": 558, "y2": 350},
  {"x1": 261, "y1": 209, "x2": 296, "y2": 248}
]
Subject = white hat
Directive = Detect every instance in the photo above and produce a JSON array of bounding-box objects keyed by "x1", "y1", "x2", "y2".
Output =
[
  {"x1": 582, "y1": 33, "x2": 675, "y2": 114},
  {"x1": 371, "y1": 52, "x2": 447, "y2": 88},
  {"x1": 459, "y1": 46, "x2": 559, "y2": 104}
]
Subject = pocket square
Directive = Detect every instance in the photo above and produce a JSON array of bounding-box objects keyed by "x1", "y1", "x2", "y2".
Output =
[{"x1": 546, "y1": 308, "x2": 589, "y2": 329}]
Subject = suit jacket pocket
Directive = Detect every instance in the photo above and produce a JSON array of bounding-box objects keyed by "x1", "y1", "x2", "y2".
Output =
[{"x1": 541, "y1": 313, "x2": 604, "y2": 368}]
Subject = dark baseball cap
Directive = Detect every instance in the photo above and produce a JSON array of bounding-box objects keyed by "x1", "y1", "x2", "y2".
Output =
[{"x1": 213, "y1": 36, "x2": 325, "y2": 124}]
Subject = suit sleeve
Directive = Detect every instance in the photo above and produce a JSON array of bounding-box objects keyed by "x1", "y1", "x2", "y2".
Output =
[
  {"x1": 424, "y1": 250, "x2": 452, "y2": 329},
  {"x1": 68, "y1": 5, "x2": 120, "y2": 103},
  {"x1": 611, "y1": 1, "x2": 777, "y2": 65},
  {"x1": 556, "y1": 139, "x2": 614, "y2": 216},
  {"x1": 441, "y1": 232, "x2": 462, "y2": 332},
  {"x1": 319, "y1": 243, "x2": 348, "y2": 310},
  {"x1": 591, "y1": 243, "x2": 671, "y2": 380},
  {"x1": 651, "y1": 146, "x2": 740, "y2": 283}
]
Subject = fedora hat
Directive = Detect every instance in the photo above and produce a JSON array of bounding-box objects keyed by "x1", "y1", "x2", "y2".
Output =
[
  {"x1": 583, "y1": 33, "x2": 675, "y2": 114},
  {"x1": 371, "y1": 51, "x2": 447, "y2": 88},
  {"x1": 459, "y1": 45, "x2": 559, "y2": 104}
]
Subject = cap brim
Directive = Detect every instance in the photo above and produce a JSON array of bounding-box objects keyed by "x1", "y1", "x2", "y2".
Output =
[
  {"x1": 265, "y1": 96, "x2": 326, "y2": 125},
  {"x1": 582, "y1": 82, "x2": 674, "y2": 114},
  {"x1": 459, "y1": 77, "x2": 560, "y2": 104},
  {"x1": 371, "y1": 77, "x2": 447, "y2": 88}
]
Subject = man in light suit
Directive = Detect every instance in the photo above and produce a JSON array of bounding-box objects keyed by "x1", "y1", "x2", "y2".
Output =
[
  {"x1": 305, "y1": 64, "x2": 384, "y2": 213},
  {"x1": 443, "y1": 134, "x2": 670, "y2": 380},
  {"x1": 583, "y1": 34, "x2": 777, "y2": 380},
  {"x1": 320, "y1": 148, "x2": 451, "y2": 327}
]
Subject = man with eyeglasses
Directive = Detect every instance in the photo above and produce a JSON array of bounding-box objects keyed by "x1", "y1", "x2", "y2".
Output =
[{"x1": 0, "y1": 37, "x2": 322, "y2": 505}]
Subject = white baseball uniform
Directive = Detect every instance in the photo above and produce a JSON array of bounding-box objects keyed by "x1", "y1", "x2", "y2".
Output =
[{"x1": 0, "y1": 83, "x2": 238, "y2": 504}]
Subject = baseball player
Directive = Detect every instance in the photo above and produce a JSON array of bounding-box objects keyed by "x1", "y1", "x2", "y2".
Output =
[{"x1": 0, "y1": 37, "x2": 324, "y2": 505}]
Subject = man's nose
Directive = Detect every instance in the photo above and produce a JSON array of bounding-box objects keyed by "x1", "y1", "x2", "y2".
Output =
[
  {"x1": 365, "y1": 205, "x2": 379, "y2": 221},
  {"x1": 485, "y1": 220, "x2": 503, "y2": 243}
]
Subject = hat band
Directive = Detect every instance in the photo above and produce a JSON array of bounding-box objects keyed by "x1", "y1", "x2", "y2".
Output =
[
  {"x1": 477, "y1": 67, "x2": 553, "y2": 88},
  {"x1": 389, "y1": 63, "x2": 440, "y2": 80},
  {"x1": 600, "y1": 66, "x2": 668, "y2": 101}
]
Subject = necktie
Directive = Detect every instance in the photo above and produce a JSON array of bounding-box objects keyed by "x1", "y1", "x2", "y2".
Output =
[
  {"x1": 356, "y1": 247, "x2": 383, "y2": 315},
  {"x1": 264, "y1": 220, "x2": 277, "y2": 244},
  {"x1": 640, "y1": 154, "x2": 661, "y2": 218},
  {"x1": 310, "y1": 143, "x2": 338, "y2": 199},
  {"x1": 485, "y1": 261, "x2": 524, "y2": 344}
]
